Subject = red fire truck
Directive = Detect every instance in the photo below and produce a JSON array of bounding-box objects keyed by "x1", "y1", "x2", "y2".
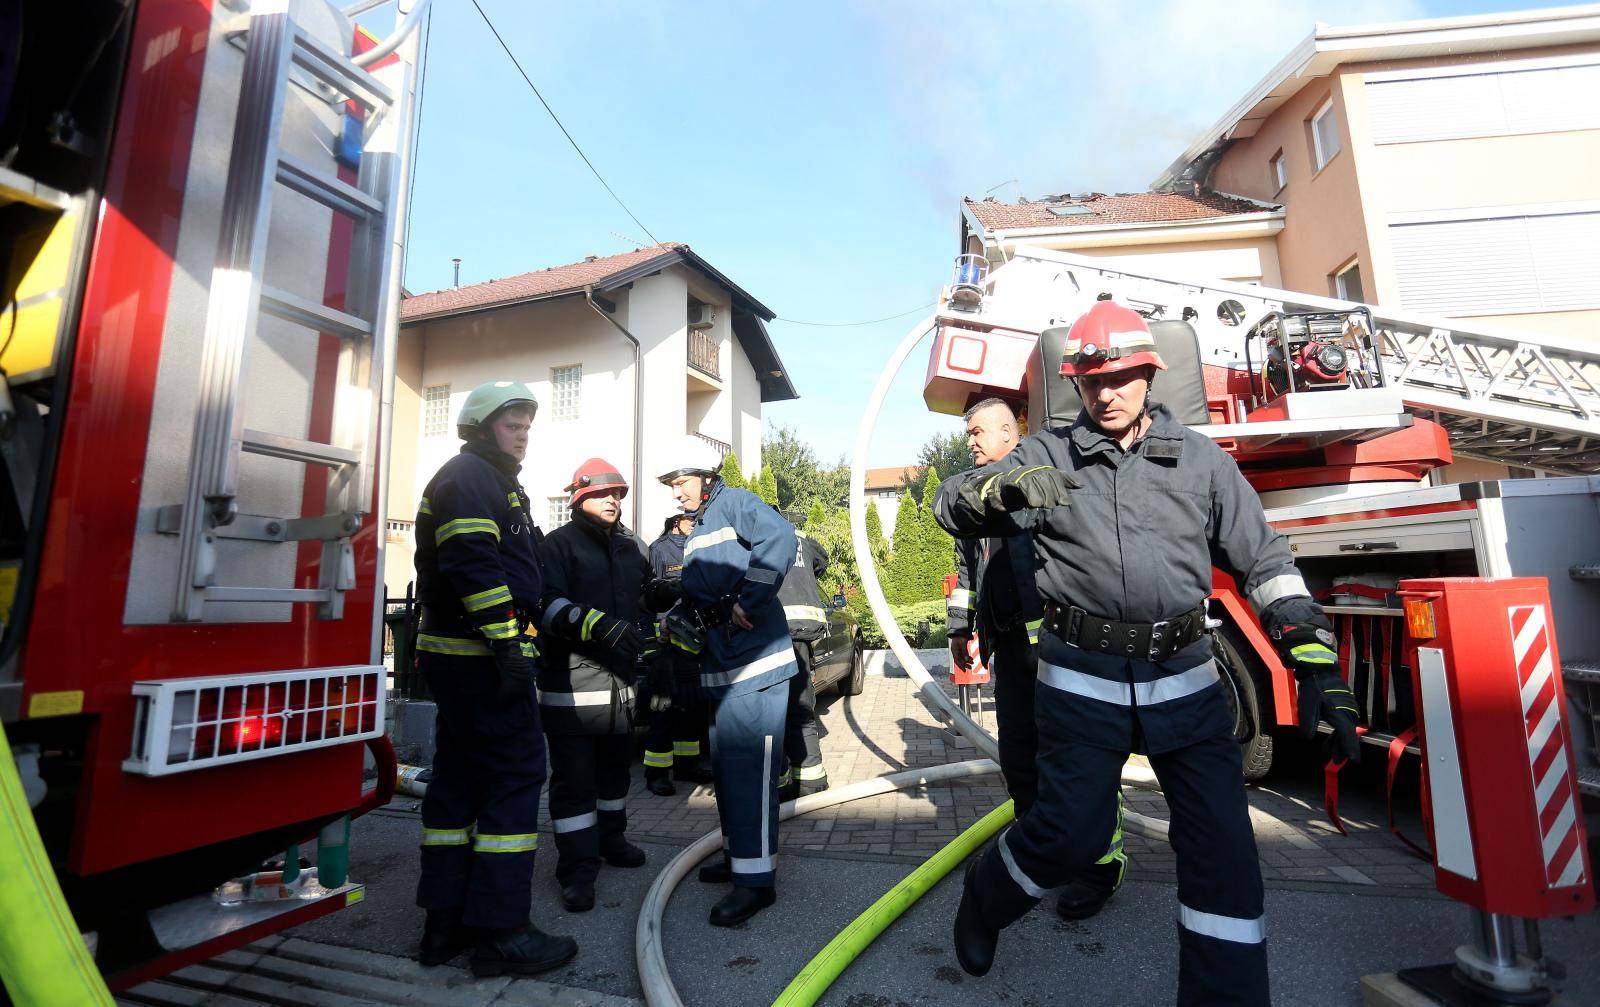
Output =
[{"x1": 1, "y1": 0, "x2": 424, "y2": 993}]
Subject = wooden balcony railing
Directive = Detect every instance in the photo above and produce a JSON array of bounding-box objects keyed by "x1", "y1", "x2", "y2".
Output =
[{"x1": 688, "y1": 329, "x2": 720, "y2": 380}]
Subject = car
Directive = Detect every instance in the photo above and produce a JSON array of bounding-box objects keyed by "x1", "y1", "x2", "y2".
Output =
[{"x1": 806, "y1": 593, "x2": 864, "y2": 697}]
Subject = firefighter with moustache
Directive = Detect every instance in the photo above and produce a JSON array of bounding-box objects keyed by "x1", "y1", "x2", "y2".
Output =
[
  {"x1": 642, "y1": 513, "x2": 713, "y2": 796},
  {"x1": 412, "y1": 380, "x2": 578, "y2": 977},
  {"x1": 535, "y1": 459, "x2": 653, "y2": 912},
  {"x1": 776, "y1": 512, "x2": 831, "y2": 799},
  {"x1": 937, "y1": 300, "x2": 1358, "y2": 1005},
  {"x1": 947, "y1": 397, "x2": 1126, "y2": 920},
  {"x1": 656, "y1": 437, "x2": 797, "y2": 926}
]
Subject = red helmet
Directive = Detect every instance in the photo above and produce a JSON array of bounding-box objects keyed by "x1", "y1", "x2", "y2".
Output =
[
  {"x1": 1056, "y1": 300, "x2": 1167, "y2": 377},
  {"x1": 566, "y1": 457, "x2": 628, "y2": 506}
]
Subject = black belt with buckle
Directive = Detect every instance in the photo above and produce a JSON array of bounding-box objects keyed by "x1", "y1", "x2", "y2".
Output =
[{"x1": 1041, "y1": 601, "x2": 1209, "y2": 662}]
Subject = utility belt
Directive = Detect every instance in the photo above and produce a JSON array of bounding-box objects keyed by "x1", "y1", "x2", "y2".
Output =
[
  {"x1": 1041, "y1": 601, "x2": 1208, "y2": 662},
  {"x1": 419, "y1": 606, "x2": 531, "y2": 637}
]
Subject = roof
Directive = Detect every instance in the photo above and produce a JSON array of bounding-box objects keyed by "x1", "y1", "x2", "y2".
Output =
[
  {"x1": 400, "y1": 244, "x2": 798, "y2": 402},
  {"x1": 865, "y1": 465, "x2": 924, "y2": 491},
  {"x1": 963, "y1": 191, "x2": 1274, "y2": 234},
  {"x1": 1151, "y1": 3, "x2": 1600, "y2": 190}
]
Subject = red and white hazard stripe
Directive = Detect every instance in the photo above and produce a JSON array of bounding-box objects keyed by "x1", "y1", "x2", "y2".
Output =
[{"x1": 1510, "y1": 605, "x2": 1586, "y2": 889}]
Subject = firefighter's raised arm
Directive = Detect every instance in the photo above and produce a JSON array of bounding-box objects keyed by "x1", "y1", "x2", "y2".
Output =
[{"x1": 934, "y1": 435, "x2": 1079, "y2": 539}]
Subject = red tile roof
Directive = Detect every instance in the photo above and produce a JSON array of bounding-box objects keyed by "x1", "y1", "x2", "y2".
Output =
[
  {"x1": 963, "y1": 191, "x2": 1274, "y2": 232},
  {"x1": 400, "y1": 243, "x2": 688, "y2": 321},
  {"x1": 865, "y1": 465, "x2": 924, "y2": 491}
]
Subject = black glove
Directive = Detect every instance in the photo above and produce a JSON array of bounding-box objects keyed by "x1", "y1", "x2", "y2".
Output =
[
  {"x1": 647, "y1": 652, "x2": 675, "y2": 710},
  {"x1": 642, "y1": 577, "x2": 683, "y2": 613},
  {"x1": 489, "y1": 638, "x2": 535, "y2": 705},
  {"x1": 625, "y1": 638, "x2": 661, "y2": 688},
  {"x1": 958, "y1": 464, "x2": 1080, "y2": 516},
  {"x1": 583, "y1": 609, "x2": 645, "y2": 667},
  {"x1": 1272, "y1": 622, "x2": 1360, "y2": 763},
  {"x1": 672, "y1": 657, "x2": 703, "y2": 705}
]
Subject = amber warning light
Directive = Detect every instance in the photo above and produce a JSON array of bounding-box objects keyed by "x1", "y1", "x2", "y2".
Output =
[{"x1": 1403, "y1": 596, "x2": 1437, "y2": 641}]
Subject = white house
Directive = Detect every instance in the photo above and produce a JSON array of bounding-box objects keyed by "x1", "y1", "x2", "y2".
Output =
[{"x1": 383, "y1": 243, "x2": 796, "y2": 598}]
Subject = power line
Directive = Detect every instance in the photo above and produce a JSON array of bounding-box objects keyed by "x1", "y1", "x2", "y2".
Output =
[
  {"x1": 468, "y1": 0, "x2": 661, "y2": 246},
  {"x1": 775, "y1": 303, "x2": 935, "y2": 328}
]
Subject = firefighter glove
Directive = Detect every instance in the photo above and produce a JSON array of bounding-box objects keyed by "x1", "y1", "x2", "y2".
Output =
[
  {"x1": 489, "y1": 638, "x2": 535, "y2": 705},
  {"x1": 1274, "y1": 623, "x2": 1361, "y2": 763},
  {"x1": 642, "y1": 576, "x2": 682, "y2": 613},
  {"x1": 969, "y1": 464, "x2": 1080, "y2": 514},
  {"x1": 582, "y1": 609, "x2": 645, "y2": 666}
]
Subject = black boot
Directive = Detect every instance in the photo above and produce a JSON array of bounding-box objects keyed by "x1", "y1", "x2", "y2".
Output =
[
  {"x1": 646, "y1": 775, "x2": 677, "y2": 797},
  {"x1": 1055, "y1": 858, "x2": 1124, "y2": 921},
  {"x1": 417, "y1": 908, "x2": 476, "y2": 967},
  {"x1": 470, "y1": 924, "x2": 578, "y2": 977},
  {"x1": 697, "y1": 859, "x2": 731, "y2": 884},
  {"x1": 601, "y1": 839, "x2": 647, "y2": 868},
  {"x1": 560, "y1": 880, "x2": 595, "y2": 913},
  {"x1": 709, "y1": 885, "x2": 776, "y2": 927},
  {"x1": 953, "y1": 859, "x2": 1000, "y2": 977},
  {"x1": 673, "y1": 761, "x2": 714, "y2": 784}
]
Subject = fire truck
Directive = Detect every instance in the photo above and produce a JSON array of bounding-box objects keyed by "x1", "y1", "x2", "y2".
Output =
[{"x1": 1, "y1": 0, "x2": 424, "y2": 993}]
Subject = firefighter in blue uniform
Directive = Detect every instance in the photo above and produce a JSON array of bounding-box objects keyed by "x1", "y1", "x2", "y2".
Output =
[
  {"x1": 938, "y1": 302, "x2": 1358, "y2": 1005},
  {"x1": 947, "y1": 397, "x2": 1126, "y2": 920},
  {"x1": 535, "y1": 458, "x2": 652, "y2": 912},
  {"x1": 657, "y1": 437, "x2": 797, "y2": 926},
  {"x1": 641, "y1": 513, "x2": 712, "y2": 796},
  {"x1": 777, "y1": 518, "x2": 830, "y2": 798},
  {"x1": 412, "y1": 380, "x2": 578, "y2": 977}
]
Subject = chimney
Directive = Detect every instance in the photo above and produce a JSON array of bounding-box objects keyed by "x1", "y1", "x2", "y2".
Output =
[
  {"x1": 452, "y1": 258, "x2": 461, "y2": 288},
  {"x1": 584, "y1": 255, "x2": 598, "y2": 263}
]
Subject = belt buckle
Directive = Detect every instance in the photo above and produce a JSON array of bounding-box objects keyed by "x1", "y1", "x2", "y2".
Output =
[{"x1": 1148, "y1": 619, "x2": 1171, "y2": 661}]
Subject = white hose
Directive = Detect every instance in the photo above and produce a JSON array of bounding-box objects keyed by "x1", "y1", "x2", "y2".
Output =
[{"x1": 635, "y1": 759, "x2": 1003, "y2": 1007}]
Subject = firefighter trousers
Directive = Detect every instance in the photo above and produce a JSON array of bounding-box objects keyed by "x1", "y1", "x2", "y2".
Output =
[
  {"x1": 546, "y1": 732, "x2": 633, "y2": 886},
  {"x1": 972, "y1": 686, "x2": 1266, "y2": 1006},
  {"x1": 643, "y1": 696, "x2": 706, "y2": 780},
  {"x1": 782, "y1": 642, "x2": 826, "y2": 790},
  {"x1": 416, "y1": 653, "x2": 546, "y2": 930},
  {"x1": 708, "y1": 679, "x2": 788, "y2": 889}
]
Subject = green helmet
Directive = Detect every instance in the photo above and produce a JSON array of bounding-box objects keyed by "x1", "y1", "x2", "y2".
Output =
[{"x1": 457, "y1": 380, "x2": 538, "y2": 439}]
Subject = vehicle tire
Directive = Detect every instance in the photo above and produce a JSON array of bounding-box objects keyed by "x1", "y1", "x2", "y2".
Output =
[
  {"x1": 1213, "y1": 630, "x2": 1274, "y2": 781},
  {"x1": 838, "y1": 635, "x2": 866, "y2": 697}
]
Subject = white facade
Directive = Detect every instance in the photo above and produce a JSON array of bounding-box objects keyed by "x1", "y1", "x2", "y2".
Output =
[{"x1": 384, "y1": 264, "x2": 771, "y2": 598}]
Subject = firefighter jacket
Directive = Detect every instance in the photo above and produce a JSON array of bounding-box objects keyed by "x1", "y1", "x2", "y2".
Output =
[
  {"x1": 414, "y1": 442, "x2": 544, "y2": 656},
  {"x1": 649, "y1": 529, "x2": 687, "y2": 581},
  {"x1": 536, "y1": 514, "x2": 651, "y2": 735},
  {"x1": 948, "y1": 532, "x2": 1042, "y2": 662},
  {"x1": 779, "y1": 531, "x2": 829, "y2": 642},
  {"x1": 682, "y1": 481, "x2": 799, "y2": 699},
  {"x1": 935, "y1": 404, "x2": 1324, "y2": 753}
]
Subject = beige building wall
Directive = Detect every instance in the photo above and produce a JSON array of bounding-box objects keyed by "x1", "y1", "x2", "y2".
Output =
[{"x1": 1063, "y1": 236, "x2": 1284, "y2": 286}]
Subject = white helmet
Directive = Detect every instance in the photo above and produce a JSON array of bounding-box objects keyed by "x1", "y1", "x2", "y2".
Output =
[{"x1": 657, "y1": 435, "x2": 723, "y2": 485}]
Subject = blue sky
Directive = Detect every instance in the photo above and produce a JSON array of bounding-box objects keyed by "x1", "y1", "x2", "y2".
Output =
[{"x1": 393, "y1": 0, "x2": 1556, "y2": 467}]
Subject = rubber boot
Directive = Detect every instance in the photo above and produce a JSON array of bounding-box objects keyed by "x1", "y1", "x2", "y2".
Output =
[
  {"x1": 673, "y1": 760, "x2": 714, "y2": 785},
  {"x1": 601, "y1": 839, "x2": 647, "y2": 868},
  {"x1": 953, "y1": 859, "x2": 1000, "y2": 977},
  {"x1": 646, "y1": 775, "x2": 677, "y2": 797},
  {"x1": 1055, "y1": 857, "x2": 1124, "y2": 921},
  {"x1": 417, "y1": 908, "x2": 477, "y2": 967},
  {"x1": 560, "y1": 880, "x2": 595, "y2": 913},
  {"x1": 697, "y1": 858, "x2": 732, "y2": 884},
  {"x1": 708, "y1": 885, "x2": 776, "y2": 927},
  {"x1": 470, "y1": 924, "x2": 578, "y2": 977}
]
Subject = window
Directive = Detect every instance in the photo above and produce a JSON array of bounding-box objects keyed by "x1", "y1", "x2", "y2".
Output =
[
  {"x1": 1334, "y1": 261, "x2": 1365, "y2": 303},
  {"x1": 423, "y1": 384, "x2": 451, "y2": 437},
  {"x1": 1388, "y1": 206, "x2": 1600, "y2": 315},
  {"x1": 547, "y1": 497, "x2": 569, "y2": 529},
  {"x1": 1269, "y1": 150, "x2": 1286, "y2": 193},
  {"x1": 550, "y1": 364, "x2": 582, "y2": 421},
  {"x1": 1310, "y1": 98, "x2": 1340, "y2": 172}
]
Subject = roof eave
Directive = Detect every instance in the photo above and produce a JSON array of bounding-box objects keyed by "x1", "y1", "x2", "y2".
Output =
[
  {"x1": 732, "y1": 311, "x2": 798, "y2": 402},
  {"x1": 598, "y1": 248, "x2": 778, "y2": 322},
  {"x1": 399, "y1": 287, "x2": 585, "y2": 327},
  {"x1": 977, "y1": 210, "x2": 1286, "y2": 246}
]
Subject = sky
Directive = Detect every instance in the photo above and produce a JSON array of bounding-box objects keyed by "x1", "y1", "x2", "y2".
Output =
[{"x1": 388, "y1": 0, "x2": 1560, "y2": 468}]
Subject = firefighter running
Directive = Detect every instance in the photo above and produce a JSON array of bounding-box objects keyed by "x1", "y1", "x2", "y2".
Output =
[
  {"x1": 948, "y1": 397, "x2": 1127, "y2": 920},
  {"x1": 937, "y1": 301, "x2": 1358, "y2": 1005},
  {"x1": 411, "y1": 381, "x2": 578, "y2": 977},
  {"x1": 642, "y1": 513, "x2": 713, "y2": 796},
  {"x1": 658, "y1": 437, "x2": 799, "y2": 927},
  {"x1": 535, "y1": 459, "x2": 654, "y2": 912},
  {"x1": 777, "y1": 512, "x2": 832, "y2": 798}
]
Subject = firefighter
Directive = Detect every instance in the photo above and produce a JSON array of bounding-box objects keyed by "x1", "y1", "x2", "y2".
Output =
[
  {"x1": 948, "y1": 397, "x2": 1126, "y2": 920},
  {"x1": 776, "y1": 512, "x2": 831, "y2": 798},
  {"x1": 937, "y1": 300, "x2": 1358, "y2": 1005},
  {"x1": 657, "y1": 437, "x2": 798, "y2": 926},
  {"x1": 412, "y1": 380, "x2": 578, "y2": 977},
  {"x1": 536, "y1": 459, "x2": 653, "y2": 912},
  {"x1": 642, "y1": 513, "x2": 713, "y2": 797}
]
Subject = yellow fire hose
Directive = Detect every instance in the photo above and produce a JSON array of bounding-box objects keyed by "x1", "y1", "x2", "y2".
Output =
[{"x1": 0, "y1": 719, "x2": 113, "y2": 1006}]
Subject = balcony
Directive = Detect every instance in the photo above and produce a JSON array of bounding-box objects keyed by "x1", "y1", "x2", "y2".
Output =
[
  {"x1": 688, "y1": 329, "x2": 721, "y2": 391},
  {"x1": 692, "y1": 431, "x2": 732, "y2": 456}
]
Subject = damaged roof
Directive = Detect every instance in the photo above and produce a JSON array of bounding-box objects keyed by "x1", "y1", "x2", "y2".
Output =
[{"x1": 963, "y1": 190, "x2": 1276, "y2": 232}]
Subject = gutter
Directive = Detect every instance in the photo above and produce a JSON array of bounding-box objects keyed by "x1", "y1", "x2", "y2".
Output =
[{"x1": 584, "y1": 286, "x2": 644, "y2": 532}]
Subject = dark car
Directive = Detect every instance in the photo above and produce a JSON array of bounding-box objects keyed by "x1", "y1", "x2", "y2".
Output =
[{"x1": 805, "y1": 593, "x2": 864, "y2": 697}]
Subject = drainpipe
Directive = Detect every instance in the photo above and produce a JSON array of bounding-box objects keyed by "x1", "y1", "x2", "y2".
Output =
[{"x1": 584, "y1": 286, "x2": 644, "y2": 532}]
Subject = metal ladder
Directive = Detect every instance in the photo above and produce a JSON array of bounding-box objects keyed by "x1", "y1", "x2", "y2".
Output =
[{"x1": 164, "y1": 12, "x2": 411, "y2": 622}]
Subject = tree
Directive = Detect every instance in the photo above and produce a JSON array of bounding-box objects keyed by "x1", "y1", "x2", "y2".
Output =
[
  {"x1": 718, "y1": 451, "x2": 746, "y2": 490},
  {"x1": 902, "y1": 431, "x2": 973, "y2": 502},
  {"x1": 865, "y1": 501, "x2": 886, "y2": 560},
  {"x1": 916, "y1": 467, "x2": 956, "y2": 585},
  {"x1": 756, "y1": 465, "x2": 779, "y2": 506},
  {"x1": 885, "y1": 490, "x2": 927, "y2": 604},
  {"x1": 762, "y1": 424, "x2": 849, "y2": 512},
  {"x1": 806, "y1": 499, "x2": 827, "y2": 529}
]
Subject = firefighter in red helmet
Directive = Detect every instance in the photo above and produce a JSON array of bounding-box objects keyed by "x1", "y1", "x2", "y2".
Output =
[{"x1": 535, "y1": 458, "x2": 655, "y2": 912}]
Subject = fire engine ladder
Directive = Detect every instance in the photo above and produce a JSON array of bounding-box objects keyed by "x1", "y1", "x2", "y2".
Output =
[
  {"x1": 164, "y1": 12, "x2": 410, "y2": 623},
  {"x1": 977, "y1": 247, "x2": 1600, "y2": 476}
]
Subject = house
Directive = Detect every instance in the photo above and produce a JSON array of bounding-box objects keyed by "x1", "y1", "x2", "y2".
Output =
[
  {"x1": 864, "y1": 465, "x2": 924, "y2": 538},
  {"x1": 383, "y1": 243, "x2": 797, "y2": 597},
  {"x1": 963, "y1": 4, "x2": 1600, "y2": 480}
]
